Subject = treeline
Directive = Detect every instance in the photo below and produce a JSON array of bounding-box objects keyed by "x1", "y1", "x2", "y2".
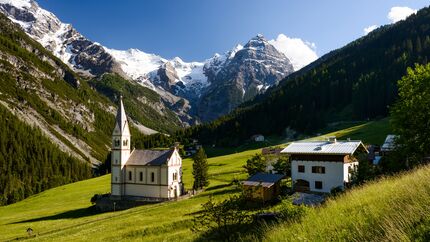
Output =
[
  {"x1": 0, "y1": 106, "x2": 92, "y2": 205},
  {"x1": 182, "y1": 6, "x2": 430, "y2": 146},
  {"x1": 89, "y1": 74, "x2": 182, "y2": 134}
]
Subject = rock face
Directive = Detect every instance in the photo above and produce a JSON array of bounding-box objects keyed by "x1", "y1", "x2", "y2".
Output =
[
  {"x1": 0, "y1": 0, "x2": 123, "y2": 76},
  {"x1": 0, "y1": 0, "x2": 296, "y2": 123},
  {"x1": 198, "y1": 35, "x2": 294, "y2": 121}
]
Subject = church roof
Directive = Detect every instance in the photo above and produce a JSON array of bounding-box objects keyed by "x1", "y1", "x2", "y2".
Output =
[{"x1": 126, "y1": 149, "x2": 175, "y2": 166}]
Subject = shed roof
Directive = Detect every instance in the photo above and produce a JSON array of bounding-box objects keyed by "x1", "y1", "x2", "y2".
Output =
[
  {"x1": 243, "y1": 173, "x2": 285, "y2": 188},
  {"x1": 126, "y1": 149, "x2": 174, "y2": 166},
  {"x1": 281, "y1": 140, "x2": 368, "y2": 155},
  {"x1": 381, "y1": 135, "x2": 398, "y2": 152}
]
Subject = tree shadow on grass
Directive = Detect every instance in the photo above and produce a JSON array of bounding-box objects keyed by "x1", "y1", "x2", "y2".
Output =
[
  {"x1": 205, "y1": 183, "x2": 232, "y2": 191},
  {"x1": 11, "y1": 206, "x2": 98, "y2": 224},
  {"x1": 193, "y1": 221, "x2": 269, "y2": 242}
]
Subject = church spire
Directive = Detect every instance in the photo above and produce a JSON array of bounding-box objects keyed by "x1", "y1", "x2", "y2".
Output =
[{"x1": 113, "y1": 96, "x2": 130, "y2": 136}]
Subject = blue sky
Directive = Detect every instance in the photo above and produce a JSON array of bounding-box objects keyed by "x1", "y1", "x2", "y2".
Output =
[{"x1": 38, "y1": 0, "x2": 429, "y2": 62}]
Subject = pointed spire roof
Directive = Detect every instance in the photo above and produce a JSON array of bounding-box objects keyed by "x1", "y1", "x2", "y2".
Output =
[{"x1": 113, "y1": 96, "x2": 130, "y2": 136}]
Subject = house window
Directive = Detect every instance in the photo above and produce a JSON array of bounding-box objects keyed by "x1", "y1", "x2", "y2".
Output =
[
  {"x1": 123, "y1": 139, "x2": 128, "y2": 146},
  {"x1": 312, "y1": 166, "x2": 326, "y2": 174},
  {"x1": 139, "y1": 172, "x2": 143, "y2": 182},
  {"x1": 298, "y1": 165, "x2": 305, "y2": 173},
  {"x1": 151, "y1": 172, "x2": 155, "y2": 182},
  {"x1": 315, "y1": 181, "x2": 323, "y2": 189},
  {"x1": 115, "y1": 177, "x2": 118, "y2": 182},
  {"x1": 115, "y1": 159, "x2": 118, "y2": 164},
  {"x1": 129, "y1": 171, "x2": 132, "y2": 181}
]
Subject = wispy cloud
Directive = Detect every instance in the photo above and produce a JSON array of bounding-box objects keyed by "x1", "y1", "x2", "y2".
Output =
[
  {"x1": 388, "y1": 6, "x2": 417, "y2": 23},
  {"x1": 268, "y1": 34, "x2": 318, "y2": 71}
]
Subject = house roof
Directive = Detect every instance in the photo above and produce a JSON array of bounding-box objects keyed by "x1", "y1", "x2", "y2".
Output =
[
  {"x1": 281, "y1": 140, "x2": 368, "y2": 155},
  {"x1": 243, "y1": 173, "x2": 285, "y2": 188},
  {"x1": 126, "y1": 149, "x2": 174, "y2": 166},
  {"x1": 381, "y1": 135, "x2": 398, "y2": 152}
]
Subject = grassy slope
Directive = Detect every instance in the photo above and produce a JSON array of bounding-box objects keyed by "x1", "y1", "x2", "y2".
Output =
[
  {"x1": 266, "y1": 165, "x2": 430, "y2": 241},
  {"x1": 0, "y1": 119, "x2": 392, "y2": 241}
]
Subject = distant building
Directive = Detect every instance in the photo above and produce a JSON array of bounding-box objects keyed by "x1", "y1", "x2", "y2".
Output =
[
  {"x1": 281, "y1": 137, "x2": 368, "y2": 193},
  {"x1": 243, "y1": 173, "x2": 285, "y2": 202},
  {"x1": 251, "y1": 134, "x2": 265, "y2": 142},
  {"x1": 111, "y1": 97, "x2": 183, "y2": 200},
  {"x1": 381, "y1": 134, "x2": 399, "y2": 155}
]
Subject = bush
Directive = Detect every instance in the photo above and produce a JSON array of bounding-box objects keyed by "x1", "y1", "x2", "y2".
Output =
[{"x1": 277, "y1": 199, "x2": 308, "y2": 223}]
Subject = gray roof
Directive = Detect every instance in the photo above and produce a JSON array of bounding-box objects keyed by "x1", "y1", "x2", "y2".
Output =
[
  {"x1": 381, "y1": 135, "x2": 398, "y2": 152},
  {"x1": 281, "y1": 140, "x2": 368, "y2": 155},
  {"x1": 243, "y1": 173, "x2": 285, "y2": 188},
  {"x1": 126, "y1": 149, "x2": 174, "y2": 166}
]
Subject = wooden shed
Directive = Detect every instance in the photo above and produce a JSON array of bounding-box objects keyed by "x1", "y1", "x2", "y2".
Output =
[{"x1": 243, "y1": 173, "x2": 285, "y2": 202}]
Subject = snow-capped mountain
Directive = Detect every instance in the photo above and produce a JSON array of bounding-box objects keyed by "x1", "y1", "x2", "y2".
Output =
[
  {"x1": 0, "y1": 0, "x2": 123, "y2": 76},
  {"x1": 0, "y1": 0, "x2": 297, "y2": 123},
  {"x1": 198, "y1": 34, "x2": 294, "y2": 121}
]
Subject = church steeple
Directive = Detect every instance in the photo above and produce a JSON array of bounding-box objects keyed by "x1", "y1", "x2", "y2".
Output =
[
  {"x1": 111, "y1": 96, "x2": 131, "y2": 197},
  {"x1": 113, "y1": 96, "x2": 130, "y2": 136}
]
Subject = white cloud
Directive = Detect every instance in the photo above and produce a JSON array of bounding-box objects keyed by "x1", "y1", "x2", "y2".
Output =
[
  {"x1": 388, "y1": 6, "x2": 417, "y2": 23},
  {"x1": 268, "y1": 34, "x2": 318, "y2": 71},
  {"x1": 364, "y1": 25, "x2": 378, "y2": 35}
]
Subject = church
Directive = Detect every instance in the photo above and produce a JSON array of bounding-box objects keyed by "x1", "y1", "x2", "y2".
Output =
[{"x1": 110, "y1": 97, "x2": 183, "y2": 200}]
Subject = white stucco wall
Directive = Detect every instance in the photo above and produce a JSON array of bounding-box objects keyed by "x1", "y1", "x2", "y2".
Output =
[
  {"x1": 125, "y1": 184, "x2": 169, "y2": 198},
  {"x1": 113, "y1": 149, "x2": 184, "y2": 198},
  {"x1": 291, "y1": 160, "x2": 347, "y2": 193},
  {"x1": 343, "y1": 162, "x2": 358, "y2": 182}
]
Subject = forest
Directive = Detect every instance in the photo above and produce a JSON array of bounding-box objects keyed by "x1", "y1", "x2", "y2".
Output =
[
  {"x1": 180, "y1": 6, "x2": 430, "y2": 146},
  {"x1": 0, "y1": 105, "x2": 92, "y2": 205}
]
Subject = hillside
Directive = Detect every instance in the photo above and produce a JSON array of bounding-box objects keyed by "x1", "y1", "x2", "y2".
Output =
[
  {"x1": 0, "y1": 11, "x2": 186, "y2": 205},
  {"x1": 0, "y1": 120, "x2": 398, "y2": 241},
  {"x1": 187, "y1": 5, "x2": 430, "y2": 146},
  {"x1": 266, "y1": 165, "x2": 430, "y2": 241}
]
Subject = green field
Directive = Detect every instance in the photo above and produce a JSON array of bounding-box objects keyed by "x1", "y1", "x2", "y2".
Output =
[{"x1": 0, "y1": 119, "x2": 397, "y2": 241}]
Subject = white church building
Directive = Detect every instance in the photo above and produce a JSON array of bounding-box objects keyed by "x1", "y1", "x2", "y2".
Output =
[
  {"x1": 110, "y1": 97, "x2": 183, "y2": 200},
  {"x1": 282, "y1": 137, "x2": 368, "y2": 193}
]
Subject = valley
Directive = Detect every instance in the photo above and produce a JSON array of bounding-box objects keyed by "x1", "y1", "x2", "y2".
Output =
[{"x1": 0, "y1": 119, "x2": 400, "y2": 241}]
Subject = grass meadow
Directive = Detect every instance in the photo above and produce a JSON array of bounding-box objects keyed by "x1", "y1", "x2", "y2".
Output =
[{"x1": 1, "y1": 118, "x2": 420, "y2": 242}]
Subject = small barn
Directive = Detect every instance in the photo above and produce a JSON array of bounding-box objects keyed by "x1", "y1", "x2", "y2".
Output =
[{"x1": 243, "y1": 173, "x2": 285, "y2": 202}]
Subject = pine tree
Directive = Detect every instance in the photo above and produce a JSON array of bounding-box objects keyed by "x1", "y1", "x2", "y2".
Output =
[{"x1": 192, "y1": 147, "x2": 209, "y2": 190}]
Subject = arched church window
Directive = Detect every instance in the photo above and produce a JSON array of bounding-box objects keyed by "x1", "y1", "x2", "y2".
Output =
[{"x1": 123, "y1": 139, "x2": 128, "y2": 146}]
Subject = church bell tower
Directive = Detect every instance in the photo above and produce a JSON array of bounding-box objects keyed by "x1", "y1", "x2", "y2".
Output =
[{"x1": 111, "y1": 96, "x2": 131, "y2": 197}]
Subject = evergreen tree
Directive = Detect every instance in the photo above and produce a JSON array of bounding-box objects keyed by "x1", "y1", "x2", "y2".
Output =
[{"x1": 192, "y1": 147, "x2": 209, "y2": 190}]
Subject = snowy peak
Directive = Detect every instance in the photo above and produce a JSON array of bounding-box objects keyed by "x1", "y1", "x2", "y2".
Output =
[{"x1": 0, "y1": 0, "x2": 121, "y2": 76}]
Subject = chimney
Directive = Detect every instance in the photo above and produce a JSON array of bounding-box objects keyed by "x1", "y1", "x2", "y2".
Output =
[{"x1": 328, "y1": 136, "x2": 337, "y2": 143}]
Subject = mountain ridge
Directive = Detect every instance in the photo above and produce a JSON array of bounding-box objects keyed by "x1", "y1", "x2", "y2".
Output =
[{"x1": 0, "y1": 0, "x2": 307, "y2": 123}]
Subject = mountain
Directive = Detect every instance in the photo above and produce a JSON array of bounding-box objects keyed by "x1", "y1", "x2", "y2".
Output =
[
  {"x1": 0, "y1": 0, "x2": 298, "y2": 123},
  {"x1": 0, "y1": 0, "x2": 123, "y2": 76},
  {"x1": 184, "y1": 6, "x2": 430, "y2": 146},
  {"x1": 0, "y1": 8, "x2": 188, "y2": 203},
  {"x1": 198, "y1": 35, "x2": 294, "y2": 121}
]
